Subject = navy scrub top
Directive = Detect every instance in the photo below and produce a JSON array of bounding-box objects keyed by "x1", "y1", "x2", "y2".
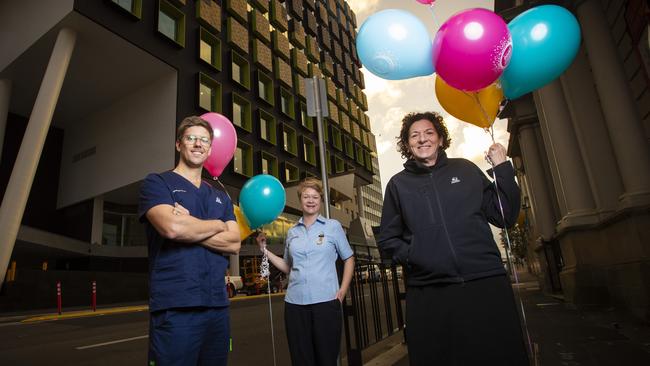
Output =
[{"x1": 139, "y1": 171, "x2": 236, "y2": 312}]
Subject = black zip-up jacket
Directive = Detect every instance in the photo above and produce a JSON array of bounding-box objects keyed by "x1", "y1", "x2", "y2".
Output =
[{"x1": 377, "y1": 151, "x2": 520, "y2": 286}]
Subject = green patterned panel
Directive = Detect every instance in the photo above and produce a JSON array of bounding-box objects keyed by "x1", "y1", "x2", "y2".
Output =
[
  {"x1": 289, "y1": 20, "x2": 306, "y2": 49},
  {"x1": 369, "y1": 132, "x2": 377, "y2": 153},
  {"x1": 325, "y1": 78, "x2": 336, "y2": 101},
  {"x1": 291, "y1": 48, "x2": 308, "y2": 77},
  {"x1": 227, "y1": 17, "x2": 249, "y2": 53},
  {"x1": 274, "y1": 56, "x2": 293, "y2": 87},
  {"x1": 293, "y1": 74, "x2": 306, "y2": 100},
  {"x1": 269, "y1": 0, "x2": 288, "y2": 32},
  {"x1": 196, "y1": 0, "x2": 221, "y2": 33},
  {"x1": 250, "y1": 9, "x2": 271, "y2": 44},
  {"x1": 328, "y1": 100, "x2": 339, "y2": 124},
  {"x1": 320, "y1": 53, "x2": 334, "y2": 77},
  {"x1": 225, "y1": 0, "x2": 248, "y2": 25},
  {"x1": 308, "y1": 63, "x2": 322, "y2": 78},
  {"x1": 305, "y1": 36, "x2": 320, "y2": 63},
  {"x1": 340, "y1": 112, "x2": 350, "y2": 133},
  {"x1": 253, "y1": 38, "x2": 273, "y2": 72},
  {"x1": 352, "y1": 121, "x2": 361, "y2": 141},
  {"x1": 250, "y1": 0, "x2": 269, "y2": 13},
  {"x1": 272, "y1": 30, "x2": 291, "y2": 61},
  {"x1": 327, "y1": 0, "x2": 336, "y2": 15},
  {"x1": 336, "y1": 89, "x2": 347, "y2": 111}
]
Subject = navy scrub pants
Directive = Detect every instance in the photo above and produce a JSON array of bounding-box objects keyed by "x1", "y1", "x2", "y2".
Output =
[
  {"x1": 284, "y1": 299, "x2": 343, "y2": 366},
  {"x1": 148, "y1": 306, "x2": 230, "y2": 366}
]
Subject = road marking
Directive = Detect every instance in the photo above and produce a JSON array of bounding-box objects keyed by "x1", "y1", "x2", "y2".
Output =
[{"x1": 76, "y1": 335, "x2": 149, "y2": 350}]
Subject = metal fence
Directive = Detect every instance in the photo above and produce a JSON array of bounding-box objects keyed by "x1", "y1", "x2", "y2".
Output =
[{"x1": 343, "y1": 242, "x2": 406, "y2": 366}]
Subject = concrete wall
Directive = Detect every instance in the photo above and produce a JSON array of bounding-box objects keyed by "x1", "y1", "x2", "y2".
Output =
[
  {"x1": 57, "y1": 73, "x2": 177, "y2": 208},
  {"x1": 0, "y1": 0, "x2": 74, "y2": 71}
]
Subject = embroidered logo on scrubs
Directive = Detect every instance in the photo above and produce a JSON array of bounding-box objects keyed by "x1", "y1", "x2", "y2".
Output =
[
  {"x1": 317, "y1": 232, "x2": 325, "y2": 245},
  {"x1": 215, "y1": 197, "x2": 222, "y2": 204},
  {"x1": 451, "y1": 177, "x2": 461, "y2": 184},
  {"x1": 172, "y1": 189, "x2": 186, "y2": 193}
]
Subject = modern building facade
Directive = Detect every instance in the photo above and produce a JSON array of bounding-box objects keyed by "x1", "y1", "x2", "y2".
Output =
[
  {"x1": 495, "y1": 0, "x2": 650, "y2": 320},
  {"x1": 0, "y1": 0, "x2": 378, "y2": 309},
  {"x1": 360, "y1": 155, "x2": 382, "y2": 227}
]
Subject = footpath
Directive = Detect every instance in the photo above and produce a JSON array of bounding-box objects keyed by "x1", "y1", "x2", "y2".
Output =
[{"x1": 364, "y1": 270, "x2": 650, "y2": 365}]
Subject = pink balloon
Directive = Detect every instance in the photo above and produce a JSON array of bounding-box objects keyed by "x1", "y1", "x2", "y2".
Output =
[
  {"x1": 416, "y1": 0, "x2": 435, "y2": 4},
  {"x1": 200, "y1": 112, "x2": 237, "y2": 178},
  {"x1": 433, "y1": 8, "x2": 512, "y2": 92}
]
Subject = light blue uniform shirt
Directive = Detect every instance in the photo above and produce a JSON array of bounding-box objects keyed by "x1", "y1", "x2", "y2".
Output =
[{"x1": 284, "y1": 215, "x2": 354, "y2": 305}]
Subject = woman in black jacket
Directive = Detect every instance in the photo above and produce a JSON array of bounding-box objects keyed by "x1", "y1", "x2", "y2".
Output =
[{"x1": 377, "y1": 112, "x2": 529, "y2": 365}]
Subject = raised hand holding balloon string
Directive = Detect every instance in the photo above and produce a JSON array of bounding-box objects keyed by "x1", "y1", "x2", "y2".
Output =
[{"x1": 486, "y1": 143, "x2": 507, "y2": 166}]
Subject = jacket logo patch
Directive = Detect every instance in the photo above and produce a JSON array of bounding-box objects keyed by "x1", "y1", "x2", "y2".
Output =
[
  {"x1": 215, "y1": 197, "x2": 222, "y2": 204},
  {"x1": 451, "y1": 177, "x2": 461, "y2": 184},
  {"x1": 172, "y1": 189, "x2": 186, "y2": 193}
]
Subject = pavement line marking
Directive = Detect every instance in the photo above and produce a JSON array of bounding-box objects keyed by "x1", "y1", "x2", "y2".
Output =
[
  {"x1": 76, "y1": 335, "x2": 149, "y2": 350},
  {"x1": 18, "y1": 294, "x2": 282, "y2": 323},
  {"x1": 21, "y1": 305, "x2": 149, "y2": 323}
]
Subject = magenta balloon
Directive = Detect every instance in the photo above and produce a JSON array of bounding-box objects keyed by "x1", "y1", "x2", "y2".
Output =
[
  {"x1": 433, "y1": 8, "x2": 512, "y2": 92},
  {"x1": 416, "y1": 0, "x2": 435, "y2": 4},
  {"x1": 200, "y1": 112, "x2": 237, "y2": 178}
]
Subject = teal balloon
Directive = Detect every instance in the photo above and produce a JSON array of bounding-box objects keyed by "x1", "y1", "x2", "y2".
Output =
[
  {"x1": 500, "y1": 5, "x2": 581, "y2": 99},
  {"x1": 239, "y1": 175, "x2": 286, "y2": 229},
  {"x1": 356, "y1": 9, "x2": 434, "y2": 80}
]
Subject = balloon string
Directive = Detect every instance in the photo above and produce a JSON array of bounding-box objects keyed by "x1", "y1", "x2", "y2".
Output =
[
  {"x1": 486, "y1": 138, "x2": 534, "y2": 359},
  {"x1": 261, "y1": 249, "x2": 278, "y2": 366},
  {"x1": 212, "y1": 176, "x2": 233, "y2": 201},
  {"x1": 428, "y1": 3, "x2": 440, "y2": 31}
]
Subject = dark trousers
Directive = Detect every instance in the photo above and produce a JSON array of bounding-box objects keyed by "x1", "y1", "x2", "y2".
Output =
[
  {"x1": 148, "y1": 306, "x2": 230, "y2": 366},
  {"x1": 406, "y1": 275, "x2": 530, "y2": 366},
  {"x1": 284, "y1": 299, "x2": 342, "y2": 366}
]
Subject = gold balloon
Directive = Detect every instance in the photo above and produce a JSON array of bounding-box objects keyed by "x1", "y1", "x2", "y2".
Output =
[
  {"x1": 234, "y1": 205, "x2": 253, "y2": 241},
  {"x1": 435, "y1": 76, "x2": 504, "y2": 128}
]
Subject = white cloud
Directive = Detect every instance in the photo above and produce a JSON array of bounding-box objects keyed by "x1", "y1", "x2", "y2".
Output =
[
  {"x1": 347, "y1": 0, "x2": 382, "y2": 18},
  {"x1": 376, "y1": 140, "x2": 393, "y2": 155}
]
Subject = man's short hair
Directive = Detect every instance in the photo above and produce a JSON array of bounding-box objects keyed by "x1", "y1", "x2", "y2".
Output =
[{"x1": 176, "y1": 116, "x2": 213, "y2": 142}]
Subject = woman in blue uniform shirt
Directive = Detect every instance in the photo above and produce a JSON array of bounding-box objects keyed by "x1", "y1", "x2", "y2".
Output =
[{"x1": 256, "y1": 177, "x2": 355, "y2": 366}]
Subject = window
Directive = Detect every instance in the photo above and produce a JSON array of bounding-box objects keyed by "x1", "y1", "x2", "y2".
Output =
[
  {"x1": 326, "y1": 150, "x2": 332, "y2": 174},
  {"x1": 280, "y1": 87, "x2": 295, "y2": 119},
  {"x1": 283, "y1": 162, "x2": 300, "y2": 183},
  {"x1": 232, "y1": 93, "x2": 252, "y2": 132},
  {"x1": 331, "y1": 126, "x2": 342, "y2": 151},
  {"x1": 258, "y1": 110, "x2": 277, "y2": 145},
  {"x1": 356, "y1": 144, "x2": 365, "y2": 165},
  {"x1": 112, "y1": 0, "x2": 142, "y2": 18},
  {"x1": 199, "y1": 73, "x2": 221, "y2": 112},
  {"x1": 158, "y1": 0, "x2": 185, "y2": 46},
  {"x1": 231, "y1": 51, "x2": 251, "y2": 89},
  {"x1": 257, "y1": 71, "x2": 274, "y2": 105},
  {"x1": 282, "y1": 124, "x2": 297, "y2": 155},
  {"x1": 260, "y1": 152, "x2": 279, "y2": 178},
  {"x1": 344, "y1": 135, "x2": 354, "y2": 158},
  {"x1": 199, "y1": 27, "x2": 221, "y2": 70},
  {"x1": 233, "y1": 141, "x2": 253, "y2": 177},
  {"x1": 334, "y1": 155, "x2": 345, "y2": 173},
  {"x1": 300, "y1": 102, "x2": 314, "y2": 131},
  {"x1": 302, "y1": 136, "x2": 316, "y2": 166}
]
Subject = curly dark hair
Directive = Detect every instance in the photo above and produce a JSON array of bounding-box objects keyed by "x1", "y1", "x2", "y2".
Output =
[{"x1": 396, "y1": 112, "x2": 451, "y2": 160}]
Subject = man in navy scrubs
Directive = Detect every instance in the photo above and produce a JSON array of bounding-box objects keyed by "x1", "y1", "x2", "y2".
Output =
[{"x1": 139, "y1": 116, "x2": 241, "y2": 366}]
